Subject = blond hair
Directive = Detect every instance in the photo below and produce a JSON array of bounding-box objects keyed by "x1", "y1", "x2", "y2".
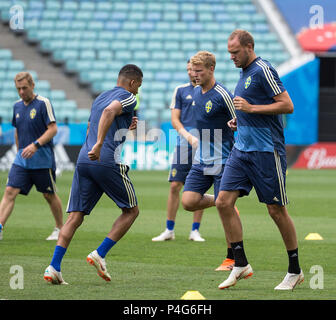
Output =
[
  {"x1": 14, "y1": 72, "x2": 34, "y2": 86},
  {"x1": 229, "y1": 29, "x2": 254, "y2": 49},
  {"x1": 190, "y1": 51, "x2": 216, "y2": 69}
]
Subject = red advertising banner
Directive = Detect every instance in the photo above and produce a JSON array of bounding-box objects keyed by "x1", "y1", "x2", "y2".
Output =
[
  {"x1": 297, "y1": 23, "x2": 336, "y2": 52},
  {"x1": 292, "y1": 143, "x2": 336, "y2": 169}
]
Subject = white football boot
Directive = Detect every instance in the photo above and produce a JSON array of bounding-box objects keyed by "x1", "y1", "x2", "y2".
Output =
[
  {"x1": 44, "y1": 265, "x2": 68, "y2": 285},
  {"x1": 152, "y1": 229, "x2": 175, "y2": 241},
  {"x1": 189, "y1": 229, "x2": 205, "y2": 242},
  {"x1": 86, "y1": 250, "x2": 111, "y2": 282},
  {"x1": 274, "y1": 270, "x2": 304, "y2": 290},
  {"x1": 46, "y1": 227, "x2": 60, "y2": 241},
  {"x1": 218, "y1": 264, "x2": 253, "y2": 289}
]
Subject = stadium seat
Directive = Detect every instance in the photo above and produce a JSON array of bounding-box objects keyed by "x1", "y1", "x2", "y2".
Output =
[
  {"x1": 0, "y1": 0, "x2": 291, "y2": 128},
  {"x1": 160, "y1": 109, "x2": 172, "y2": 122},
  {"x1": 75, "y1": 108, "x2": 90, "y2": 123},
  {"x1": 50, "y1": 90, "x2": 66, "y2": 101},
  {"x1": 0, "y1": 49, "x2": 12, "y2": 60}
]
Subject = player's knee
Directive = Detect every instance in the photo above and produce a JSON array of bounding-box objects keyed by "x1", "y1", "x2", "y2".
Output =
[
  {"x1": 181, "y1": 194, "x2": 197, "y2": 211},
  {"x1": 4, "y1": 187, "x2": 19, "y2": 201},
  {"x1": 66, "y1": 212, "x2": 84, "y2": 228},
  {"x1": 170, "y1": 181, "x2": 183, "y2": 194},
  {"x1": 182, "y1": 202, "x2": 194, "y2": 211},
  {"x1": 267, "y1": 204, "x2": 286, "y2": 221},
  {"x1": 131, "y1": 206, "x2": 139, "y2": 218},
  {"x1": 123, "y1": 206, "x2": 139, "y2": 219},
  {"x1": 43, "y1": 192, "x2": 53, "y2": 202},
  {"x1": 215, "y1": 195, "x2": 232, "y2": 213}
]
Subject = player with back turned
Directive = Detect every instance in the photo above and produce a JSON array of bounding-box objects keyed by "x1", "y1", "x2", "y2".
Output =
[{"x1": 44, "y1": 64, "x2": 142, "y2": 285}]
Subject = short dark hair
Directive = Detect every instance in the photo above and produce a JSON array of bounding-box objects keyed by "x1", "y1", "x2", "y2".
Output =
[
  {"x1": 118, "y1": 64, "x2": 143, "y2": 80},
  {"x1": 229, "y1": 29, "x2": 255, "y2": 49}
]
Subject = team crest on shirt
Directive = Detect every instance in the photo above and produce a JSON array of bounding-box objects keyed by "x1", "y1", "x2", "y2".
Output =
[
  {"x1": 171, "y1": 168, "x2": 177, "y2": 177},
  {"x1": 30, "y1": 108, "x2": 37, "y2": 119},
  {"x1": 205, "y1": 100, "x2": 212, "y2": 113},
  {"x1": 244, "y1": 76, "x2": 252, "y2": 89}
]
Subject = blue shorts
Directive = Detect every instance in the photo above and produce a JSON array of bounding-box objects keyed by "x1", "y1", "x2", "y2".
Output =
[
  {"x1": 168, "y1": 145, "x2": 194, "y2": 183},
  {"x1": 66, "y1": 163, "x2": 137, "y2": 215},
  {"x1": 7, "y1": 164, "x2": 57, "y2": 195},
  {"x1": 220, "y1": 147, "x2": 288, "y2": 206},
  {"x1": 168, "y1": 163, "x2": 192, "y2": 183},
  {"x1": 183, "y1": 164, "x2": 225, "y2": 200}
]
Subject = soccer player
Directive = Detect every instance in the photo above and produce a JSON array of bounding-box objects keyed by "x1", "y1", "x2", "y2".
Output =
[
  {"x1": 43, "y1": 64, "x2": 143, "y2": 285},
  {"x1": 152, "y1": 60, "x2": 205, "y2": 242},
  {"x1": 0, "y1": 72, "x2": 63, "y2": 241},
  {"x1": 217, "y1": 30, "x2": 303, "y2": 290},
  {"x1": 180, "y1": 51, "x2": 239, "y2": 270}
]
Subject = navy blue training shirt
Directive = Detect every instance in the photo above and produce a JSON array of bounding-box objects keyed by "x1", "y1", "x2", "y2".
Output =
[
  {"x1": 77, "y1": 86, "x2": 137, "y2": 167},
  {"x1": 12, "y1": 95, "x2": 56, "y2": 169},
  {"x1": 234, "y1": 57, "x2": 286, "y2": 154}
]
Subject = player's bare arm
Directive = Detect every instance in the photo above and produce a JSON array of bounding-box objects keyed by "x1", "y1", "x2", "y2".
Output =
[
  {"x1": 172, "y1": 108, "x2": 199, "y2": 148},
  {"x1": 21, "y1": 122, "x2": 57, "y2": 159},
  {"x1": 86, "y1": 122, "x2": 90, "y2": 136},
  {"x1": 233, "y1": 91, "x2": 294, "y2": 115},
  {"x1": 88, "y1": 100, "x2": 123, "y2": 161},
  {"x1": 14, "y1": 129, "x2": 18, "y2": 151}
]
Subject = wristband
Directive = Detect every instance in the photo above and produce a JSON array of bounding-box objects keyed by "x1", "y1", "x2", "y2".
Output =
[{"x1": 34, "y1": 141, "x2": 41, "y2": 149}]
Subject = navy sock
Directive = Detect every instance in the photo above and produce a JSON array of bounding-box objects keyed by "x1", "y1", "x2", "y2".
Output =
[
  {"x1": 166, "y1": 220, "x2": 175, "y2": 231},
  {"x1": 0, "y1": 223, "x2": 3, "y2": 231},
  {"x1": 287, "y1": 248, "x2": 300, "y2": 274},
  {"x1": 227, "y1": 247, "x2": 234, "y2": 260},
  {"x1": 97, "y1": 237, "x2": 117, "y2": 258},
  {"x1": 192, "y1": 222, "x2": 200, "y2": 231},
  {"x1": 231, "y1": 241, "x2": 248, "y2": 267},
  {"x1": 50, "y1": 245, "x2": 67, "y2": 272}
]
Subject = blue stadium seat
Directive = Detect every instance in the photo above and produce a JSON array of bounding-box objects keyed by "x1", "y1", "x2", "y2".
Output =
[
  {"x1": 151, "y1": 51, "x2": 168, "y2": 60},
  {"x1": 160, "y1": 109, "x2": 172, "y2": 122},
  {"x1": 80, "y1": 2, "x2": 96, "y2": 11},
  {"x1": 0, "y1": 0, "x2": 291, "y2": 128},
  {"x1": 0, "y1": 49, "x2": 12, "y2": 60},
  {"x1": 50, "y1": 90, "x2": 66, "y2": 101},
  {"x1": 75, "y1": 108, "x2": 90, "y2": 123}
]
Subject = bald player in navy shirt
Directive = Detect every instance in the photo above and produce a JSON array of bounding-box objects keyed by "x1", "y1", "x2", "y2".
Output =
[{"x1": 217, "y1": 30, "x2": 303, "y2": 291}]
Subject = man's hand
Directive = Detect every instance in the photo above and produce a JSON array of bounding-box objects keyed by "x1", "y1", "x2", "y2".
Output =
[
  {"x1": 129, "y1": 116, "x2": 138, "y2": 130},
  {"x1": 187, "y1": 133, "x2": 199, "y2": 149},
  {"x1": 227, "y1": 117, "x2": 237, "y2": 131},
  {"x1": 21, "y1": 143, "x2": 38, "y2": 159},
  {"x1": 88, "y1": 143, "x2": 102, "y2": 161},
  {"x1": 233, "y1": 96, "x2": 252, "y2": 113}
]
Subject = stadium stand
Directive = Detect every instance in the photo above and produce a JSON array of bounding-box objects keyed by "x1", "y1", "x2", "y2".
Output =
[
  {"x1": 0, "y1": 46, "x2": 90, "y2": 123},
  {"x1": 0, "y1": 0, "x2": 290, "y2": 128}
]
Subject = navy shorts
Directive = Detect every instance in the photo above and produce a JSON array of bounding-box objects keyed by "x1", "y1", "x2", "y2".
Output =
[
  {"x1": 220, "y1": 147, "x2": 288, "y2": 205},
  {"x1": 7, "y1": 164, "x2": 57, "y2": 195},
  {"x1": 168, "y1": 144, "x2": 194, "y2": 183},
  {"x1": 183, "y1": 163, "x2": 225, "y2": 200},
  {"x1": 66, "y1": 163, "x2": 137, "y2": 215},
  {"x1": 168, "y1": 163, "x2": 192, "y2": 183}
]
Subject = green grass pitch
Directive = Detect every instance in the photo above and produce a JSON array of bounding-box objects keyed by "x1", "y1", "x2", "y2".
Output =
[{"x1": 0, "y1": 169, "x2": 335, "y2": 300}]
